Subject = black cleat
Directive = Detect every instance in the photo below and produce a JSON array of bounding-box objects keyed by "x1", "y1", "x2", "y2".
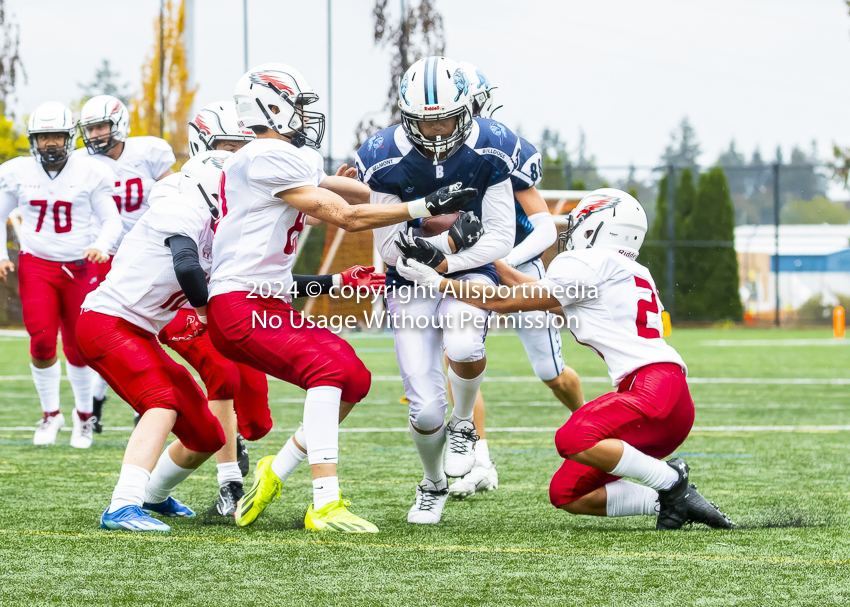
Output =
[
  {"x1": 686, "y1": 483, "x2": 735, "y2": 529},
  {"x1": 212, "y1": 481, "x2": 244, "y2": 517},
  {"x1": 656, "y1": 458, "x2": 690, "y2": 530},
  {"x1": 92, "y1": 396, "x2": 106, "y2": 433},
  {"x1": 236, "y1": 434, "x2": 249, "y2": 478},
  {"x1": 133, "y1": 412, "x2": 141, "y2": 428}
]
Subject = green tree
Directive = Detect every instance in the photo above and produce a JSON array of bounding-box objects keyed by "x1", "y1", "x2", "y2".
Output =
[
  {"x1": 781, "y1": 196, "x2": 850, "y2": 225},
  {"x1": 538, "y1": 127, "x2": 568, "y2": 190},
  {"x1": 74, "y1": 59, "x2": 131, "y2": 111},
  {"x1": 687, "y1": 167, "x2": 743, "y2": 321},
  {"x1": 662, "y1": 117, "x2": 701, "y2": 170}
]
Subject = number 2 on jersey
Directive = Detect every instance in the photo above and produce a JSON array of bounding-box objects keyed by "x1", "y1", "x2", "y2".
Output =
[
  {"x1": 634, "y1": 276, "x2": 661, "y2": 339},
  {"x1": 284, "y1": 212, "x2": 306, "y2": 255}
]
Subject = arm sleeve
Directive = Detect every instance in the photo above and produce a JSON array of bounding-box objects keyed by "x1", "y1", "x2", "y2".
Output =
[
  {"x1": 290, "y1": 274, "x2": 336, "y2": 298},
  {"x1": 166, "y1": 235, "x2": 208, "y2": 308},
  {"x1": 0, "y1": 172, "x2": 17, "y2": 262},
  {"x1": 503, "y1": 211, "x2": 557, "y2": 267},
  {"x1": 445, "y1": 179, "x2": 515, "y2": 274},
  {"x1": 249, "y1": 151, "x2": 319, "y2": 196},
  {"x1": 369, "y1": 190, "x2": 407, "y2": 266},
  {"x1": 89, "y1": 172, "x2": 124, "y2": 254},
  {"x1": 537, "y1": 254, "x2": 603, "y2": 307}
]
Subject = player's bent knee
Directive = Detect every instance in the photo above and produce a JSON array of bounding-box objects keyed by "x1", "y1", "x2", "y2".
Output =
[
  {"x1": 238, "y1": 417, "x2": 273, "y2": 441},
  {"x1": 444, "y1": 336, "x2": 485, "y2": 364},
  {"x1": 340, "y1": 356, "x2": 372, "y2": 404},
  {"x1": 532, "y1": 359, "x2": 561, "y2": 382},
  {"x1": 206, "y1": 365, "x2": 241, "y2": 401},
  {"x1": 410, "y1": 399, "x2": 447, "y2": 433},
  {"x1": 30, "y1": 336, "x2": 58, "y2": 362},
  {"x1": 61, "y1": 344, "x2": 86, "y2": 368}
]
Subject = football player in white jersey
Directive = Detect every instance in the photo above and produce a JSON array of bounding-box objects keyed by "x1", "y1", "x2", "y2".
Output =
[
  {"x1": 447, "y1": 63, "x2": 584, "y2": 500},
  {"x1": 0, "y1": 102, "x2": 122, "y2": 449},
  {"x1": 207, "y1": 63, "x2": 477, "y2": 533},
  {"x1": 76, "y1": 95, "x2": 176, "y2": 430},
  {"x1": 397, "y1": 189, "x2": 735, "y2": 530}
]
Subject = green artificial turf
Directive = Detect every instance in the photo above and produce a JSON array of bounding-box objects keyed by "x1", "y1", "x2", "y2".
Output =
[{"x1": 0, "y1": 327, "x2": 848, "y2": 606}]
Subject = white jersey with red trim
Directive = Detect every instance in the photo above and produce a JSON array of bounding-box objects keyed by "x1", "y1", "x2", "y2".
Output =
[
  {"x1": 0, "y1": 155, "x2": 123, "y2": 262},
  {"x1": 83, "y1": 186, "x2": 214, "y2": 335},
  {"x1": 75, "y1": 136, "x2": 175, "y2": 251},
  {"x1": 538, "y1": 247, "x2": 686, "y2": 386},
  {"x1": 209, "y1": 138, "x2": 326, "y2": 300}
]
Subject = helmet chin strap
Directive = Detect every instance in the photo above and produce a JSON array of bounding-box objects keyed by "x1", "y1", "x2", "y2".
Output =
[
  {"x1": 586, "y1": 221, "x2": 604, "y2": 249},
  {"x1": 196, "y1": 183, "x2": 220, "y2": 220}
]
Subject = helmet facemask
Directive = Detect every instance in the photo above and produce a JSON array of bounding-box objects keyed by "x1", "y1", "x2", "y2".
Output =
[
  {"x1": 30, "y1": 132, "x2": 73, "y2": 167},
  {"x1": 252, "y1": 81, "x2": 325, "y2": 149},
  {"x1": 401, "y1": 105, "x2": 472, "y2": 161},
  {"x1": 80, "y1": 120, "x2": 122, "y2": 155}
]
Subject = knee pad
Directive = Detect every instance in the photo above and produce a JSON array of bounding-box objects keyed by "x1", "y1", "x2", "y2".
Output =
[
  {"x1": 554, "y1": 423, "x2": 577, "y2": 459},
  {"x1": 531, "y1": 356, "x2": 562, "y2": 383},
  {"x1": 409, "y1": 398, "x2": 447, "y2": 432},
  {"x1": 340, "y1": 356, "x2": 371, "y2": 404},
  {"x1": 443, "y1": 330, "x2": 485, "y2": 364},
  {"x1": 206, "y1": 364, "x2": 241, "y2": 401},
  {"x1": 237, "y1": 415, "x2": 273, "y2": 441},
  {"x1": 30, "y1": 334, "x2": 58, "y2": 362}
]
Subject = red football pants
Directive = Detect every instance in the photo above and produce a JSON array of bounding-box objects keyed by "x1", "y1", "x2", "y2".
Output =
[
  {"x1": 160, "y1": 308, "x2": 272, "y2": 440},
  {"x1": 19, "y1": 253, "x2": 97, "y2": 366},
  {"x1": 208, "y1": 292, "x2": 371, "y2": 404},
  {"x1": 549, "y1": 363, "x2": 695, "y2": 507},
  {"x1": 76, "y1": 310, "x2": 225, "y2": 453}
]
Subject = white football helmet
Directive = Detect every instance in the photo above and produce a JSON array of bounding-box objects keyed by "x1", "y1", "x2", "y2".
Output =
[
  {"x1": 398, "y1": 56, "x2": 474, "y2": 158},
  {"x1": 27, "y1": 101, "x2": 76, "y2": 166},
  {"x1": 233, "y1": 63, "x2": 325, "y2": 148},
  {"x1": 559, "y1": 188, "x2": 648, "y2": 256},
  {"x1": 456, "y1": 62, "x2": 501, "y2": 119},
  {"x1": 179, "y1": 150, "x2": 232, "y2": 219},
  {"x1": 78, "y1": 95, "x2": 130, "y2": 155},
  {"x1": 188, "y1": 100, "x2": 255, "y2": 157}
]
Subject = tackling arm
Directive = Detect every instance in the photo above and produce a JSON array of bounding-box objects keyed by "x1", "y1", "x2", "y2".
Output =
[
  {"x1": 502, "y1": 187, "x2": 557, "y2": 268},
  {"x1": 439, "y1": 276, "x2": 561, "y2": 315}
]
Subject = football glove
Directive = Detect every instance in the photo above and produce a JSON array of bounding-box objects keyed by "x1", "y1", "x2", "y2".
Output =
[
  {"x1": 447, "y1": 211, "x2": 484, "y2": 252},
  {"x1": 158, "y1": 314, "x2": 207, "y2": 343},
  {"x1": 423, "y1": 183, "x2": 478, "y2": 216},
  {"x1": 338, "y1": 265, "x2": 387, "y2": 294},
  {"x1": 396, "y1": 257, "x2": 442, "y2": 287},
  {"x1": 394, "y1": 229, "x2": 446, "y2": 269}
]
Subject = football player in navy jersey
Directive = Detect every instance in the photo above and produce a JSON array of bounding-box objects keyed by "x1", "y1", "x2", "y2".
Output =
[
  {"x1": 356, "y1": 56, "x2": 519, "y2": 524},
  {"x1": 447, "y1": 64, "x2": 584, "y2": 500}
]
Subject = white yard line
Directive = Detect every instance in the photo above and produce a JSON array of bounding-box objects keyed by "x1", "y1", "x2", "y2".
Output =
[
  {"x1": 2, "y1": 425, "x2": 849, "y2": 433},
  {"x1": 700, "y1": 338, "x2": 848, "y2": 347}
]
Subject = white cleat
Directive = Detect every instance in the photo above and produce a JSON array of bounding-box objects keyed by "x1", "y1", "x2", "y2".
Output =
[
  {"x1": 33, "y1": 412, "x2": 65, "y2": 446},
  {"x1": 407, "y1": 477, "x2": 449, "y2": 524},
  {"x1": 449, "y1": 461, "x2": 499, "y2": 499},
  {"x1": 444, "y1": 418, "x2": 478, "y2": 478},
  {"x1": 70, "y1": 409, "x2": 94, "y2": 449}
]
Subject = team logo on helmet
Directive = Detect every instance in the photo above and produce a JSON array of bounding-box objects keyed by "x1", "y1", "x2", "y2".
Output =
[
  {"x1": 249, "y1": 72, "x2": 295, "y2": 96},
  {"x1": 452, "y1": 68, "x2": 469, "y2": 102},
  {"x1": 400, "y1": 74, "x2": 409, "y2": 106},
  {"x1": 489, "y1": 121, "x2": 506, "y2": 143},
  {"x1": 474, "y1": 70, "x2": 490, "y2": 90},
  {"x1": 577, "y1": 196, "x2": 621, "y2": 219},
  {"x1": 109, "y1": 101, "x2": 122, "y2": 115},
  {"x1": 367, "y1": 132, "x2": 384, "y2": 156},
  {"x1": 194, "y1": 114, "x2": 211, "y2": 135},
  {"x1": 205, "y1": 156, "x2": 226, "y2": 170}
]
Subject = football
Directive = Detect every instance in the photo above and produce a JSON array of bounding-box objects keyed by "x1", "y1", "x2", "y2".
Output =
[{"x1": 420, "y1": 211, "x2": 461, "y2": 237}]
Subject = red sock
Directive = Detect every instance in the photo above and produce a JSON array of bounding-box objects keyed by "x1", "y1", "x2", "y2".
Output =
[
  {"x1": 44, "y1": 410, "x2": 60, "y2": 419},
  {"x1": 77, "y1": 411, "x2": 93, "y2": 421}
]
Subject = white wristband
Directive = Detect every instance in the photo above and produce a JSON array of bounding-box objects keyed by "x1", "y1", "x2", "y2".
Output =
[
  {"x1": 332, "y1": 274, "x2": 342, "y2": 288},
  {"x1": 408, "y1": 197, "x2": 429, "y2": 219},
  {"x1": 196, "y1": 313, "x2": 207, "y2": 325}
]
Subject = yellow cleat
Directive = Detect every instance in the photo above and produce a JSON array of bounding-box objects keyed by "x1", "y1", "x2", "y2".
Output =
[
  {"x1": 304, "y1": 496, "x2": 379, "y2": 533},
  {"x1": 399, "y1": 395, "x2": 410, "y2": 405},
  {"x1": 235, "y1": 455, "x2": 282, "y2": 527}
]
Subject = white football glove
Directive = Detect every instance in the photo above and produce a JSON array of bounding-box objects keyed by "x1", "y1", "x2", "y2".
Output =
[{"x1": 396, "y1": 256, "x2": 442, "y2": 287}]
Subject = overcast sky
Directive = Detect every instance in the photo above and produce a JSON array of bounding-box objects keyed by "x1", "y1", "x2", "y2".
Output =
[{"x1": 8, "y1": 0, "x2": 850, "y2": 174}]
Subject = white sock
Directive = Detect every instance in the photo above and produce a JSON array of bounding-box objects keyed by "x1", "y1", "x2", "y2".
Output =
[
  {"x1": 271, "y1": 427, "x2": 307, "y2": 482},
  {"x1": 216, "y1": 462, "x2": 242, "y2": 487},
  {"x1": 143, "y1": 446, "x2": 195, "y2": 504},
  {"x1": 30, "y1": 361, "x2": 61, "y2": 414},
  {"x1": 108, "y1": 464, "x2": 150, "y2": 512},
  {"x1": 476, "y1": 438, "x2": 491, "y2": 465},
  {"x1": 605, "y1": 480, "x2": 660, "y2": 517},
  {"x1": 312, "y1": 476, "x2": 340, "y2": 510},
  {"x1": 610, "y1": 442, "x2": 679, "y2": 491},
  {"x1": 410, "y1": 420, "x2": 446, "y2": 484},
  {"x1": 447, "y1": 366, "x2": 485, "y2": 422},
  {"x1": 91, "y1": 373, "x2": 109, "y2": 401},
  {"x1": 303, "y1": 386, "x2": 341, "y2": 466},
  {"x1": 65, "y1": 362, "x2": 93, "y2": 414}
]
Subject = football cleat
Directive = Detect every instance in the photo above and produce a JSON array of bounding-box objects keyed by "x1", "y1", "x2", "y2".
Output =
[
  {"x1": 448, "y1": 460, "x2": 498, "y2": 499},
  {"x1": 212, "y1": 481, "x2": 244, "y2": 518},
  {"x1": 305, "y1": 496, "x2": 379, "y2": 533},
  {"x1": 235, "y1": 455, "x2": 282, "y2": 527},
  {"x1": 92, "y1": 396, "x2": 106, "y2": 433},
  {"x1": 236, "y1": 434, "x2": 249, "y2": 477},
  {"x1": 33, "y1": 412, "x2": 64, "y2": 446},
  {"x1": 656, "y1": 458, "x2": 690, "y2": 530},
  {"x1": 444, "y1": 418, "x2": 478, "y2": 478},
  {"x1": 408, "y1": 477, "x2": 449, "y2": 524},
  {"x1": 686, "y1": 483, "x2": 735, "y2": 529},
  {"x1": 142, "y1": 496, "x2": 196, "y2": 518},
  {"x1": 100, "y1": 505, "x2": 171, "y2": 532},
  {"x1": 70, "y1": 409, "x2": 94, "y2": 449}
]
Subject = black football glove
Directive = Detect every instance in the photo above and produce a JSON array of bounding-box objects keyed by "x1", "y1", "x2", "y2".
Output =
[
  {"x1": 394, "y1": 230, "x2": 446, "y2": 269},
  {"x1": 447, "y1": 211, "x2": 484, "y2": 252},
  {"x1": 424, "y1": 182, "x2": 478, "y2": 216}
]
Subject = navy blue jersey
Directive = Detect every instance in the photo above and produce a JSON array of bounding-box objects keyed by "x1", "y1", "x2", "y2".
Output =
[
  {"x1": 357, "y1": 118, "x2": 521, "y2": 286},
  {"x1": 509, "y1": 137, "x2": 544, "y2": 255}
]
